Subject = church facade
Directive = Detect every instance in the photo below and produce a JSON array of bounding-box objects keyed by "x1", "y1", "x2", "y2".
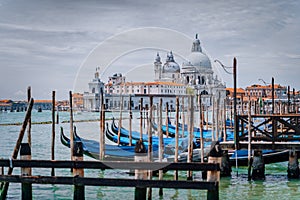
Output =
[{"x1": 83, "y1": 35, "x2": 226, "y2": 111}]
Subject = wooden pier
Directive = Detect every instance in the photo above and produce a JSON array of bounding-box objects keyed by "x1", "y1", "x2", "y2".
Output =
[
  {"x1": 221, "y1": 113, "x2": 300, "y2": 150},
  {"x1": 0, "y1": 159, "x2": 220, "y2": 200}
]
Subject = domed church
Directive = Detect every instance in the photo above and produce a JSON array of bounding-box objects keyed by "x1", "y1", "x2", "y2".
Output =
[{"x1": 154, "y1": 34, "x2": 226, "y2": 106}]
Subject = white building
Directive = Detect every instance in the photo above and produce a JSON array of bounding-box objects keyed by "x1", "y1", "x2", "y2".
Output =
[
  {"x1": 83, "y1": 34, "x2": 226, "y2": 111},
  {"x1": 83, "y1": 70, "x2": 105, "y2": 111}
]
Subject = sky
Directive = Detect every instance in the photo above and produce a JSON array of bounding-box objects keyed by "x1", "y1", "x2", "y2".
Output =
[{"x1": 0, "y1": 0, "x2": 300, "y2": 100}]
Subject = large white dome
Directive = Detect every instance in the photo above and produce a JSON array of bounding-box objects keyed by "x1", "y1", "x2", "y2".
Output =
[
  {"x1": 185, "y1": 51, "x2": 212, "y2": 69},
  {"x1": 183, "y1": 35, "x2": 212, "y2": 70}
]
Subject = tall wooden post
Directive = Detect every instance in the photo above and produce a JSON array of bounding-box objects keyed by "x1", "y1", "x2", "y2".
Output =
[
  {"x1": 147, "y1": 96, "x2": 153, "y2": 200},
  {"x1": 140, "y1": 98, "x2": 143, "y2": 139},
  {"x1": 223, "y1": 98, "x2": 227, "y2": 141},
  {"x1": 73, "y1": 141, "x2": 85, "y2": 200},
  {"x1": 247, "y1": 100, "x2": 252, "y2": 181},
  {"x1": 199, "y1": 94, "x2": 204, "y2": 163},
  {"x1": 117, "y1": 96, "x2": 124, "y2": 145},
  {"x1": 21, "y1": 143, "x2": 32, "y2": 199},
  {"x1": 27, "y1": 86, "x2": 31, "y2": 146},
  {"x1": 129, "y1": 95, "x2": 132, "y2": 146},
  {"x1": 135, "y1": 140, "x2": 147, "y2": 200},
  {"x1": 288, "y1": 86, "x2": 290, "y2": 113},
  {"x1": 148, "y1": 96, "x2": 153, "y2": 161},
  {"x1": 287, "y1": 150, "x2": 299, "y2": 178},
  {"x1": 251, "y1": 150, "x2": 265, "y2": 180},
  {"x1": 174, "y1": 97, "x2": 179, "y2": 180},
  {"x1": 69, "y1": 91, "x2": 74, "y2": 160},
  {"x1": 187, "y1": 96, "x2": 194, "y2": 180},
  {"x1": 207, "y1": 141, "x2": 222, "y2": 200},
  {"x1": 165, "y1": 102, "x2": 169, "y2": 138},
  {"x1": 233, "y1": 57, "x2": 238, "y2": 150},
  {"x1": 181, "y1": 97, "x2": 185, "y2": 137},
  {"x1": 212, "y1": 97, "x2": 215, "y2": 141},
  {"x1": 272, "y1": 77, "x2": 275, "y2": 114},
  {"x1": 293, "y1": 88, "x2": 296, "y2": 113},
  {"x1": 51, "y1": 91, "x2": 56, "y2": 176},
  {"x1": 99, "y1": 88, "x2": 105, "y2": 160},
  {"x1": 158, "y1": 98, "x2": 164, "y2": 196}
]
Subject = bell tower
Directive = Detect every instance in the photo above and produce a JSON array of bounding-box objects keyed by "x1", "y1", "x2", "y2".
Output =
[{"x1": 154, "y1": 52, "x2": 162, "y2": 81}]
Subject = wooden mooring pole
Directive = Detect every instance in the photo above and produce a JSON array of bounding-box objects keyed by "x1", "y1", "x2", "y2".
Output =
[
  {"x1": 174, "y1": 97, "x2": 179, "y2": 180},
  {"x1": 73, "y1": 141, "x2": 85, "y2": 200},
  {"x1": 187, "y1": 96, "x2": 194, "y2": 180},
  {"x1": 134, "y1": 140, "x2": 147, "y2": 200},
  {"x1": 27, "y1": 86, "x2": 32, "y2": 146},
  {"x1": 207, "y1": 141, "x2": 222, "y2": 200},
  {"x1": 117, "y1": 96, "x2": 124, "y2": 145},
  {"x1": 99, "y1": 88, "x2": 105, "y2": 160},
  {"x1": 147, "y1": 96, "x2": 153, "y2": 200},
  {"x1": 51, "y1": 91, "x2": 56, "y2": 176},
  {"x1": 247, "y1": 100, "x2": 252, "y2": 181},
  {"x1": 129, "y1": 95, "x2": 132, "y2": 146},
  {"x1": 69, "y1": 91, "x2": 74, "y2": 161},
  {"x1": 20, "y1": 143, "x2": 32, "y2": 199},
  {"x1": 287, "y1": 150, "x2": 299, "y2": 178},
  {"x1": 181, "y1": 97, "x2": 185, "y2": 137},
  {"x1": 251, "y1": 150, "x2": 265, "y2": 180},
  {"x1": 158, "y1": 98, "x2": 164, "y2": 196},
  {"x1": 140, "y1": 98, "x2": 143, "y2": 140}
]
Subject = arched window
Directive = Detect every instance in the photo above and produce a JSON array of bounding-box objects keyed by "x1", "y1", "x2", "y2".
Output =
[
  {"x1": 201, "y1": 76, "x2": 205, "y2": 85},
  {"x1": 201, "y1": 90, "x2": 208, "y2": 95},
  {"x1": 186, "y1": 76, "x2": 190, "y2": 84}
]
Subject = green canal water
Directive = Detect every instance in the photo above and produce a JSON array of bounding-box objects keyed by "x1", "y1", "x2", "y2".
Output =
[{"x1": 0, "y1": 110, "x2": 299, "y2": 199}]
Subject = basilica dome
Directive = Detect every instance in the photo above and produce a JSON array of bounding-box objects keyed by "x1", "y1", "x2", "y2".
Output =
[
  {"x1": 162, "y1": 51, "x2": 180, "y2": 73},
  {"x1": 185, "y1": 51, "x2": 211, "y2": 69},
  {"x1": 183, "y1": 35, "x2": 212, "y2": 70}
]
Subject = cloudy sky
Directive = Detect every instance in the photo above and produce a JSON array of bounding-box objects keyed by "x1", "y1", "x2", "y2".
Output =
[{"x1": 0, "y1": 0, "x2": 299, "y2": 100}]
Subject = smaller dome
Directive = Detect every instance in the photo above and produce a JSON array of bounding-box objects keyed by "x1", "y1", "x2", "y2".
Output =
[{"x1": 162, "y1": 51, "x2": 180, "y2": 73}]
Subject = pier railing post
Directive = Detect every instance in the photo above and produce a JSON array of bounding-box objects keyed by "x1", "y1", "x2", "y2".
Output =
[
  {"x1": 134, "y1": 140, "x2": 147, "y2": 200},
  {"x1": 21, "y1": 143, "x2": 32, "y2": 200},
  {"x1": 287, "y1": 150, "x2": 299, "y2": 178},
  {"x1": 73, "y1": 141, "x2": 85, "y2": 200},
  {"x1": 251, "y1": 150, "x2": 265, "y2": 180},
  {"x1": 207, "y1": 141, "x2": 222, "y2": 200}
]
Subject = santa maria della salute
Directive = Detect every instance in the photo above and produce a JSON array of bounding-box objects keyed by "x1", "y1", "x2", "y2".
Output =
[{"x1": 83, "y1": 35, "x2": 226, "y2": 111}]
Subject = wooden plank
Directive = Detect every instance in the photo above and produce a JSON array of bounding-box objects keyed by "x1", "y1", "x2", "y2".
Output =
[
  {"x1": 0, "y1": 160, "x2": 220, "y2": 171},
  {"x1": 0, "y1": 175, "x2": 218, "y2": 190},
  {"x1": 220, "y1": 141, "x2": 300, "y2": 150}
]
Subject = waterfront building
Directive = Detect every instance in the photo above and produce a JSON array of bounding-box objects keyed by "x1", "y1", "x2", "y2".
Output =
[
  {"x1": 0, "y1": 99, "x2": 13, "y2": 111},
  {"x1": 72, "y1": 93, "x2": 84, "y2": 110},
  {"x1": 83, "y1": 70, "x2": 105, "y2": 111},
  {"x1": 245, "y1": 84, "x2": 287, "y2": 101}
]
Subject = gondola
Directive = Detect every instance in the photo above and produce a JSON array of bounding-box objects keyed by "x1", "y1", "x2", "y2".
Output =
[
  {"x1": 60, "y1": 127, "x2": 138, "y2": 160},
  {"x1": 111, "y1": 119, "x2": 197, "y2": 145},
  {"x1": 106, "y1": 123, "x2": 194, "y2": 155}
]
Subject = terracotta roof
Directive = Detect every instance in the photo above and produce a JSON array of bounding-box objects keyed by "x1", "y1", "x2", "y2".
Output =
[
  {"x1": 34, "y1": 100, "x2": 53, "y2": 103},
  {"x1": 246, "y1": 84, "x2": 286, "y2": 89},
  {"x1": 0, "y1": 99, "x2": 12, "y2": 103},
  {"x1": 226, "y1": 88, "x2": 245, "y2": 93}
]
